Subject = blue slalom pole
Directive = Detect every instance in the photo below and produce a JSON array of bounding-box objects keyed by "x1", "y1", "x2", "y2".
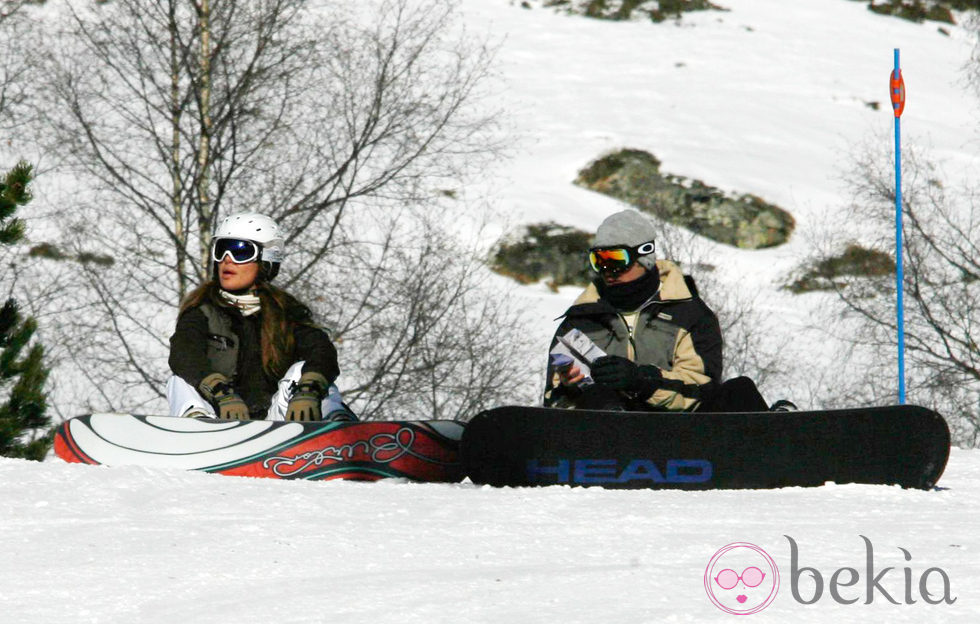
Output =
[{"x1": 890, "y1": 49, "x2": 906, "y2": 404}]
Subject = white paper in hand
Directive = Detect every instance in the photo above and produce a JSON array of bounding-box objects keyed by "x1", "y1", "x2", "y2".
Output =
[{"x1": 549, "y1": 328, "x2": 607, "y2": 386}]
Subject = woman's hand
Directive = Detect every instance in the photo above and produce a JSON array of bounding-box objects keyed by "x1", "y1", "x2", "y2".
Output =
[
  {"x1": 286, "y1": 371, "x2": 329, "y2": 421},
  {"x1": 199, "y1": 372, "x2": 250, "y2": 420},
  {"x1": 215, "y1": 392, "x2": 250, "y2": 420}
]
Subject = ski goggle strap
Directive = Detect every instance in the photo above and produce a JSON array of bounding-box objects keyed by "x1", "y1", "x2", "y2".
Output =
[
  {"x1": 212, "y1": 238, "x2": 261, "y2": 264},
  {"x1": 588, "y1": 241, "x2": 655, "y2": 274}
]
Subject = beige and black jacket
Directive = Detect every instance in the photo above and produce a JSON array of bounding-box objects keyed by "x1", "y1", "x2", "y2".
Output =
[{"x1": 543, "y1": 260, "x2": 722, "y2": 411}]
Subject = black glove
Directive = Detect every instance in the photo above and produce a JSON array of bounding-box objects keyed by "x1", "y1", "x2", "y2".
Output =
[
  {"x1": 590, "y1": 355, "x2": 663, "y2": 400},
  {"x1": 286, "y1": 371, "x2": 329, "y2": 422},
  {"x1": 199, "y1": 372, "x2": 250, "y2": 420}
]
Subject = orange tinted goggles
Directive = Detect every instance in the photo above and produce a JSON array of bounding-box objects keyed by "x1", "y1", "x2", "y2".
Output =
[{"x1": 588, "y1": 241, "x2": 655, "y2": 274}]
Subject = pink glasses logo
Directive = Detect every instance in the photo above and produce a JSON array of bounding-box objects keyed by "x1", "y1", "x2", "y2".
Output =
[{"x1": 705, "y1": 543, "x2": 780, "y2": 615}]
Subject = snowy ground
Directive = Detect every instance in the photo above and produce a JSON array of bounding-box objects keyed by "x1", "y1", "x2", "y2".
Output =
[
  {"x1": 3, "y1": 1, "x2": 980, "y2": 622},
  {"x1": 1, "y1": 451, "x2": 977, "y2": 623}
]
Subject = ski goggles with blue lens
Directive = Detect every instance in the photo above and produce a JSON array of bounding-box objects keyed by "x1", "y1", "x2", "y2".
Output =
[
  {"x1": 212, "y1": 238, "x2": 261, "y2": 264},
  {"x1": 588, "y1": 241, "x2": 655, "y2": 275}
]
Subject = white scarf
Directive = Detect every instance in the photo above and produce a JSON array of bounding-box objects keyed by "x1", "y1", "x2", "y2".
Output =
[{"x1": 219, "y1": 290, "x2": 262, "y2": 316}]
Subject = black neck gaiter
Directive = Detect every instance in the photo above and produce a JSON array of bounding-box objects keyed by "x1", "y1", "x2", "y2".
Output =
[{"x1": 595, "y1": 265, "x2": 661, "y2": 312}]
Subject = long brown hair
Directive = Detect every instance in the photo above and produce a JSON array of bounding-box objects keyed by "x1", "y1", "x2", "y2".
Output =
[{"x1": 179, "y1": 280, "x2": 307, "y2": 379}]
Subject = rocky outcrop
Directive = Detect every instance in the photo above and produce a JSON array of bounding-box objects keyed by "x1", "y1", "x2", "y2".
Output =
[{"x1": 575, "y1": 148, "x2": 795, "y2": 249}]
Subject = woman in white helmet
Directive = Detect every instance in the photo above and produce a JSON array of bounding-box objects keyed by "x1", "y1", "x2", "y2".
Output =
[{"x1": 166, "y1": 212, "x2": 355, "y2": 422}]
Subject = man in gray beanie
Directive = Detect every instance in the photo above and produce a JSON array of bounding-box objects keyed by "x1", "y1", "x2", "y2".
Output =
[
  {"x1": 544, "y1": 209, "x2": 769, "y2": 412},
  {"x1": 593, "y1": 210, "x2": 661, "y2": 270}
]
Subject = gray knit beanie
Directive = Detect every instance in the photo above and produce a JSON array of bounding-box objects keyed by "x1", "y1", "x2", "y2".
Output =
[{"x1": 591, "y1": 210, "x2": 658, "y2": 269}]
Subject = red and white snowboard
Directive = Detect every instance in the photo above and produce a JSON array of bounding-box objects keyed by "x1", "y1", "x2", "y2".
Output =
[{"x1": 54, "y1": 414, "x2": 464, "y2": 483}]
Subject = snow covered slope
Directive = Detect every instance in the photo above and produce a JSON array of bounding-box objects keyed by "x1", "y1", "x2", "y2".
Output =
[
  {"x1": 1, "y1": 451, "x2": 977, "y2": 623},
  {"x1": 464, "y1": 0, "x2": 976, "y2": 257},
  {"x1": 2, "y1": 2, "x2": 979, "y2": 622}
]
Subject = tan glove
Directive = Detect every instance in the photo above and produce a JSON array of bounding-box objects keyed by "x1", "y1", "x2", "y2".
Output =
[
  {"x1": 286, "y1": 371, "x2": 329, "y2": 422},
  {"x1": 199, "y1": 372, "x2": 250, "y2": 420}
]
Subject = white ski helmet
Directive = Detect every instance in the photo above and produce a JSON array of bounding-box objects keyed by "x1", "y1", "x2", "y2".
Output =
[{"x1": 211, "y1": 212, "x2": 285, "y2": 281}]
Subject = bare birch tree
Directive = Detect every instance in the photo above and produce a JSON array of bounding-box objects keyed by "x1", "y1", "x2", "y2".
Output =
[{"x1": 35, "y1": 0, "x2": 535, "y2": 419}]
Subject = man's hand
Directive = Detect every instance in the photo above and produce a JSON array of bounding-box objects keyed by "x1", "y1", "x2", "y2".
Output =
[
  {"x1": 590, "y1": 355, "x2": 663, "y2": 400},
  {"x1": 558, "y1": 363, "x2": 585, "y2": 386}
]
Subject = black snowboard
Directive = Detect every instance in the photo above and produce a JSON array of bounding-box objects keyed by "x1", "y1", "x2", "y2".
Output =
[{"x1": 461, "y1": 405, "x2": 951, "y2": 490}]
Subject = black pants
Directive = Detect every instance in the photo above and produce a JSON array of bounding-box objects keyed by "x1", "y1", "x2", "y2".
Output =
[
  {"x1": 572, "y1": 376, "x2": 768, "y2": 413},
  {"x1": 698, "y1": 376, "x2": 769, "y2": 413}
]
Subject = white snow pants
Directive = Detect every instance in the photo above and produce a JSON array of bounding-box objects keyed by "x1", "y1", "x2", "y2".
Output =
[{"x1": 166, "y1": 361, "x2": 346, "y2": 421}]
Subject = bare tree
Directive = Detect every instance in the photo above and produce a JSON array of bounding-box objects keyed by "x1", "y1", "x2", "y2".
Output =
[
  {"x1": 800, "y1": 138, "x2": 980, "y2": 447},
  {"x1": 34, "y1": 0, "x2": 529, "y2": 420},
  {"x1": 316, "y1": 208, "x2": 539, "y2": 420},
  {"x1": 0, "y1": 1, "x2": 33, "y2": 133}
]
